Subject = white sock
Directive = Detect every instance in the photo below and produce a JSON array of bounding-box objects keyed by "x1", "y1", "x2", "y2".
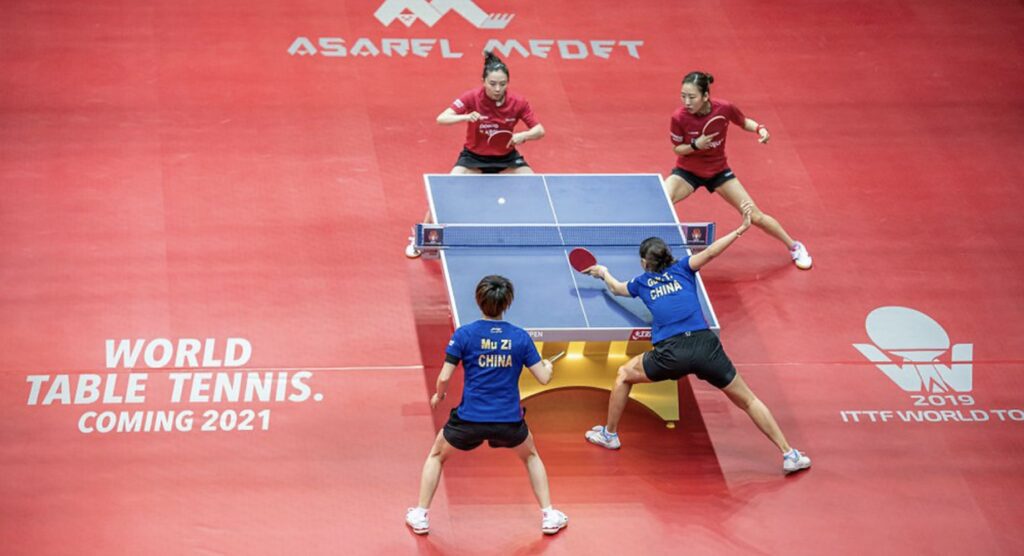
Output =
[{"x1": 542, "y1": 506, "x2": 553, "y2": 514}]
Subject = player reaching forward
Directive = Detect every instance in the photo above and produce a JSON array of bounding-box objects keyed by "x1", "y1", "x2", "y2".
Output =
[{"x1": 582, "y1": 203, "x2": 812, "y2": 475}]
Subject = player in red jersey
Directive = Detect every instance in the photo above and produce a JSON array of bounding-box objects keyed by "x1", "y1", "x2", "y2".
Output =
[
  {"x1": 664, "y1": 71, "x2": 812, "y2": 270},
  {"x1": 438, "y1": 50, "x2": 545, "y2": 174},
  {"x1": 406, "y1": 51, "x2": 546, "y2": 258}
]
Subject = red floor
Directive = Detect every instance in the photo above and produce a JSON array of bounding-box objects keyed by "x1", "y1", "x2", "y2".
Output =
[{"x1": 2, "y1": 1, "x2": 1023, "y2": 554}]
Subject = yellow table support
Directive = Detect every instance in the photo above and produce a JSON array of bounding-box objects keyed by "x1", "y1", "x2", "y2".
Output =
[{"x1": 519, "y1": 340, "x2": 678, "y2": 427}]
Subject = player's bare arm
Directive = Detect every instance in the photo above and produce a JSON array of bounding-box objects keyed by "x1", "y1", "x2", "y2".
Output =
[
  {"x1": 508, "y1": 123, "x2": 545, "y2": 147},
  {"x1": 689, "y1": 202, "x2": 753, "y2": 271},
  {"x1": 584, "y1": 265, "x2": 630, "y2": 296},
  {"x1": 527, "y1": 359, "x2": 554, "y2": 385},
  {"x1": 437, "y1": 107, "x2": 485, "y2": 125},
  {"x1": 742, "y1": 117, "x2": 770, "y2": 143},
  {"x1": 430, "y1": 362, "x2": 457, "y2": 408}
]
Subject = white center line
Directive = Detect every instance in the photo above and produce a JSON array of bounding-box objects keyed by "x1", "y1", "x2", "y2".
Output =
[{"x1": 541, "y1": 175, "x2": 591, "y2": 328}]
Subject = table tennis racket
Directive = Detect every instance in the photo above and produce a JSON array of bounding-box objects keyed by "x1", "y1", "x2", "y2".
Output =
[
  {"x1": 700, "y1": 115, "x2": 728, "y2": 147},
  {"x1": 568, "y1": 247, "x2": 597, "y2": 273},
  {"x1": 547, "y1": 350, "x2": 566, "y2": 364},
  {"x1": 484, "y1": 129, "x2": 512, "y2": 146}
]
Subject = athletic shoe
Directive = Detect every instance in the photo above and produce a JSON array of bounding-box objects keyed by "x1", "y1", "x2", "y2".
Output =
[
  {"x1": 585, "y1": 425, "x2": 621, "y2": 450},
  {"x1": 405, "y1": 236, "x2": 421, "y2": 259},
  {"x1": 790, "y1": 241, "x2": 812, "y2": 270},
  {"x1": 405, "y1": 507, "x2": 429, "y2": 534},
  {"x1": 783, "y1": 449, "x2": 812, "y2": 474},
  {"x1": 541, "y1": 508, "x2": 568, "y2": 535}
]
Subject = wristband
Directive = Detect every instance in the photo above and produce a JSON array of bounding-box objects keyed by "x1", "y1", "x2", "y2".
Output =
[{"x1": 690, "y1": 138, "x2": 700, "y2": 151}]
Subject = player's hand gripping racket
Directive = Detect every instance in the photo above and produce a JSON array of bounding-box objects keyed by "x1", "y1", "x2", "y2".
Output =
[
  {"x1": 697, "y1": 115, "x2": 728, "y2": 150},
  {"x1": 568, "y1": 247, "x2": 597, "y2": 273}
]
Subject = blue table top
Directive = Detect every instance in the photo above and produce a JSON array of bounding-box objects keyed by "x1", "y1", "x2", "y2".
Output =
[{"x1": 425, "y1": 174, "x2": 719, "y2": 341}]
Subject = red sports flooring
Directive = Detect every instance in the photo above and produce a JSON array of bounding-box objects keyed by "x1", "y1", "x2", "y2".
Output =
[{"x1": 2, "y1": 1, "x2": 1023, "y2": 554}]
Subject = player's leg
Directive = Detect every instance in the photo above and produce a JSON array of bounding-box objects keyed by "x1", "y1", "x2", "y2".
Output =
[
  {"x1": 406, "y1": 430, "x2": 459, "y2": 533},
  {"x1": 692, "y1": 330, "x2": 810, "y2": 473},
  {"x1": 714, "y1": 178, "x2": 794, "y2": 246},
  {"x1": 606, "y1": 354, "x2": 651, "y2": 433},
  {"x1": 416, "y1": 429, "x2": 458, "y2": 508},
  {"x1": 451, "y1": 165, "x2": 482, "y2": 174},
  {"x1": 586, "y1": 354, "x2": 651, "y2": 449},
  {"x1": 512, "y1": 432, "x2": 568, "y2": 534},
  {"x1": 512, "y1": 432, "x2": 552, "y2": 508},
  {"x1": 501, "y1": 165, "x2": 534, "y2": 174},
  {"x1": 714, "y1": 178, "x2": 812, "y2": 269},
  {"x1": 664, "y1": 172, "x2": 696, "y2": 203},
  {"x1": 720, "y1": 374, "x2": 811, "y2": 473},
  {"x1": 720, "y1": 374, "x2": 790, "y2": 453}
]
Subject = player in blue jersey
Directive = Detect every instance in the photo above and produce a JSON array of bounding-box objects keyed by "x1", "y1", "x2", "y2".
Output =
[
  {"x1": 406, "y1": 275, "x2": 568, "y2": 535},
  {"x1": 582, "y1": 202, "x2": 811, "y2": 475}
]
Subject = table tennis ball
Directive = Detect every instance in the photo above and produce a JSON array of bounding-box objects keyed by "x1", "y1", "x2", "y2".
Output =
[{"x1": 498, "y1": 197, "x2": 506, "y2": 205}]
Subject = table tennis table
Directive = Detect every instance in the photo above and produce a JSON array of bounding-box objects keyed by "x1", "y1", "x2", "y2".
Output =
[
  {"x1": 422, "y1": 173, "x2": 719, "y2": 339},
  {"x1": 419, "y1": 173, "x2": 720, "y2": 425}
]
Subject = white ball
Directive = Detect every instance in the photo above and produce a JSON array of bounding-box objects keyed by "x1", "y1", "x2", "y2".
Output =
[{"x1": 498, "y1": 197, "x2": 506, "y2": 204}]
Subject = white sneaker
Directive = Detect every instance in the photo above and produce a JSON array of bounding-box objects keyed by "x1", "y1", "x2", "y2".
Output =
[
  {"x1": 790, "y1": 241, "x2": 812, "y2": 270},
  {"x1": 541, "y1": 508, "x2": 568, "y2": 535},
  {"x1": 404, "y1": 236, "x2": 421, "y2": 259},
  {"x1": 405, "y1": 507, "x2": 429, "y2": 534},
  {"x1": 585, "y1": 425, "x2": 621, "y2": 450},
  {"x1": 783, "y1": 449, "x2": 811, "y2": 474}
]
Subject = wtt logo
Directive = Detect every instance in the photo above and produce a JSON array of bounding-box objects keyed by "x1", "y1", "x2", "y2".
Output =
[
  {"x1": 375, "y1": 0, "x2": 514, "y2": 28},
  {"x1": 853, "y1": 306, "x2": 973, "y2": 393}
]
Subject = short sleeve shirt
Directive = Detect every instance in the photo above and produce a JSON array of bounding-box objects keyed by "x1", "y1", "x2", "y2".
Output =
[
  {"x1": 670, "y1": 99, "x2": 746, "y2": 178},
  {"x1": 445, "y1": 319, "x2": 542, "y2": 422},
  {"x1": 626, "y1": 256, "x2": 709, "y2": 344},
  {"x1": 451, "y1": 87, "x2": 540, "y2": 157}
]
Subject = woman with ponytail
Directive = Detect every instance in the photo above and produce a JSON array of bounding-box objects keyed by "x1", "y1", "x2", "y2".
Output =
[
  {"x1": 439, "y1": 51, "x2": 545, "y2": 172},
  {"x1": 406, "y1": 51, "x2": 546, "y2": 257},
  {"x1": 665, "y1": 71, "x2": 813, "y2": 270},
  {"x1": 581, "y1": 202, "x2": 812, "y2": 475}
]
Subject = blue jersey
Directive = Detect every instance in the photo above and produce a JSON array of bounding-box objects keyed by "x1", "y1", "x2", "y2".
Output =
[
  {"x1": 446, "y1": 319, "x2": 541, "y2": 423},
  {"x1": 626, "y1": 256, "x2": 708, "y2": 344}
]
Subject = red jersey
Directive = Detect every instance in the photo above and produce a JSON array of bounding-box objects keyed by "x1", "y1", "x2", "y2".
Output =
[
  {"x1": 670, "y1": 99, "x2": 746, "y2": 178},
  {"x1": 450, "y1": 87, "x2": 540, "y2": 157}
]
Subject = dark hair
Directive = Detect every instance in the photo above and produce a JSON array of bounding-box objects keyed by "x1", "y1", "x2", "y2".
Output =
[
  {"x1": 682, "y1": 71, "x2": 714, "y2": 96},
  {"x1": 639, "y1": 237, "x2": 675, "y2": 273},
  {"x1": 475, "y1": 275, "x2": 514, "y2": 318},
  {"x1": 482, "y1": 50, "x2": 510, "y2": 80}
]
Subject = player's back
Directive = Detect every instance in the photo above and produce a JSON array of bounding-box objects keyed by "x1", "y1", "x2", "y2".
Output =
[{"x1": 446, "y1": 319, "x2": 540, "y2": 422}]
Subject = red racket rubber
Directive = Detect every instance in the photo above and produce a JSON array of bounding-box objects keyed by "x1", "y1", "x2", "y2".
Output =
[{"x1": 568, "y1": 247, "x2": 597, "y2": 273}]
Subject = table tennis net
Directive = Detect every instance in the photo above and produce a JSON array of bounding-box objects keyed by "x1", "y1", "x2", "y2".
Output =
[{"x1": 415, "y1": 223, "x2": 715, "y2": 248}]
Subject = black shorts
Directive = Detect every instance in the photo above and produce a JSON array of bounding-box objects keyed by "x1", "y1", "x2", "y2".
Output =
[
  {"x1": 670, "y1": 167, "x2": 736, "y2": 192},
  {"x1": 442, "y1": 408, "x2": 530, "y2": 451},
  {"x1": 642, "y1": 329, "x2": 737, "y2": 389},
  {"x1": 455, "y1": 147, "x2": 529, "y2": 174}
]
